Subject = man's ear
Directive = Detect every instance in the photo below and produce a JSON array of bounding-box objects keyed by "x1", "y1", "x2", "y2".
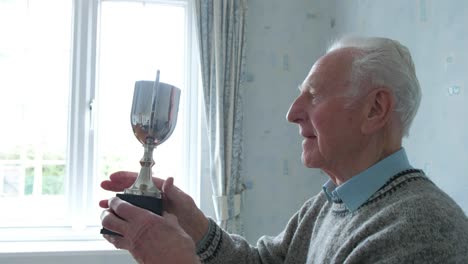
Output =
[{"x1": 361, "y1": 87, "x2": 395, "y2": 135}]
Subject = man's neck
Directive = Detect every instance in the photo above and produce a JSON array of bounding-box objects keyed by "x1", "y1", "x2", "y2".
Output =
[{"x1": 324, "y1": 144, "x2": 402, "y2": 186}]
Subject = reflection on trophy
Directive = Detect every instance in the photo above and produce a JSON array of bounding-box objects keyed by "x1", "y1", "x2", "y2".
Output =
[{"x1": 101, "y1": 70, "x2": 181, "y2": 236}]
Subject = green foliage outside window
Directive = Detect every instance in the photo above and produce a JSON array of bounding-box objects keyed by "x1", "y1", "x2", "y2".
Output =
[
  {"x1": 24, "y1": 175, "x2": 34, "y2": 195},
  {"x1": 21, "y1": 165, "x2": 65, "y2": 195},
  {"x1": 2, "y1": 146, "x2": 126, "y2": 195},
  {"x1": 42, "y1": 165, "x2": 65, "y2": 195}
]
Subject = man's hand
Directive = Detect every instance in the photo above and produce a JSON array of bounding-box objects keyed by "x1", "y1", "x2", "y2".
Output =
[
  {"x1": 101, "y1": 197, "x2": 201, "y2": 264},
  {"x1": 99, "y1": 171, "x2": 209, "y2": 244}
]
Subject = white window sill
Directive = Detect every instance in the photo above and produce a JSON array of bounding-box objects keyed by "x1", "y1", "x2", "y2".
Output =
[
  {"x1": 0, "y1": 239, "x2": 116, "y2": 253},
  {"x1": 0, "y1": 225, "x2": 137, "y2": 264},
  {"x1": 0, "y1": 240, "x2": 136, "y2": 264}
]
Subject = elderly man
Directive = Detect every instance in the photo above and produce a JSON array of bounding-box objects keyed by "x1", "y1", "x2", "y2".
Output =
[{"x1": 100, "y1": 36, "x2": 468, "y2": 263}]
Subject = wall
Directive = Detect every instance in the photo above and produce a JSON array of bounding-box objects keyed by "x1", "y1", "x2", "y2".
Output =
[
  {"x1": 241, "y1": 0, "x2": 332, "y2": 243},
  {"x1": 241, "y1": 0, "x2": 468, "y2": 244}
]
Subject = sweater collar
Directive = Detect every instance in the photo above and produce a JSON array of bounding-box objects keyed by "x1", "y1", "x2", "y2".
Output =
[{"x1": 322, "y1": 148, "x2": 413, "y2": 212}]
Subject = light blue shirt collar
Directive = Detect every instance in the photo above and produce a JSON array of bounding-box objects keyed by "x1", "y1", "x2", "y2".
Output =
[{"x1": 322, "y1": 148, "x2": 413, "y2": 212}]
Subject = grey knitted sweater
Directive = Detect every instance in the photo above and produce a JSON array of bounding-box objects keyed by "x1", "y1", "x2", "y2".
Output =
[{"x1": 196, "y1": 170, "x2": 468, "y2": 263}]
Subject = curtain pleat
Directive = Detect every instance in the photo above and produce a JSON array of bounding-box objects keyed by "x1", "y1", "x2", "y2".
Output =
[{"x1": 194, "y1": 0, "x2": 247, "y2": 234}]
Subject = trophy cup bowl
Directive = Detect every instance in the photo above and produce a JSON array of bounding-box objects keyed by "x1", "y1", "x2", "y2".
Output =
[{"x1": 101, "y1": 73, "x2": 180, "y2": 236}]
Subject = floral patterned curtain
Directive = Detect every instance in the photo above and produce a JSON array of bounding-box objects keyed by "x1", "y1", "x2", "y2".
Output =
[{"x1": 194, "y1": 0, "x2": 247, "y2": 234}]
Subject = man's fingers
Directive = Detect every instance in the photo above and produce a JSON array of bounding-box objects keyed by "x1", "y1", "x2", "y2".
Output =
[
  {"x1": 101, "y1": 171, "x2": 138, "y2": 192},
  {"x1": 162, "y1": 177, "x2": 174, "y2": 194},
  {"x1": 103, "y1": 234, "x2": 131, "y2": 250},
  {"x1": 101, "y1": 209, "x2": 127, "y2": 235},
  {"x1": 163, "y1": 211, "x2": 179, "y2": 225},
  {"x1": 108, "y1": 197, "x2": 157, "y2": 223},
  {"x1": 162, "y1": 177, "x2": 186, "y2": 205},
  {"x1": 99, "y1": 199, "x2": 109, "y2": 208},
  {"x1": 100, "y1": 181, "x2": 125, "y2": 192},
  {"x1": 162, "y1": 177, "x2": 183, "y2": 199},
  {"x1": 109, "y1": 171, "x2": 137, "y2": 185},
  {"x1": 106, "y1": 171, "x2": 165, "y2": 190}
]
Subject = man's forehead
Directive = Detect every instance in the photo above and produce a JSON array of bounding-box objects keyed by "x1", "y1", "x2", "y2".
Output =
[
  {"x1": 300, "y1": 62, "x2": 328, "y2": 92},
  {"x1": 308, "y1": 58, "x2": 325, "y2": 76},
  {"x1": 311, "y1": 48, "x2": 356, "y2": 73},
  {"x1": 301, "y1": 50, "x2": 355, "y2": 92}
]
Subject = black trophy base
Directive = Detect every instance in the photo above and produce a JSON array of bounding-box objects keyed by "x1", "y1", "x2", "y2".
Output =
[{"x1": 100, "y1": 193, "x2": 163, "y2": 236}]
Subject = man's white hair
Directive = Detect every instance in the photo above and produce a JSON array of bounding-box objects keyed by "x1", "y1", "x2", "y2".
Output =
[{"x1": 327, "y1": 36, "x2": 422, "y2": 137}]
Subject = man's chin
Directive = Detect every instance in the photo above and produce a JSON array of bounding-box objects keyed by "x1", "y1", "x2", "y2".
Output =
[{"x1": 301, "y1": 155, "x2": 321, "y2": 168}]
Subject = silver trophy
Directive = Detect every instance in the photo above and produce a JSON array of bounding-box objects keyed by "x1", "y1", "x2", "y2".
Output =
[{"x1": 101, "y1": 70, "x2": 180, "y2": 236}]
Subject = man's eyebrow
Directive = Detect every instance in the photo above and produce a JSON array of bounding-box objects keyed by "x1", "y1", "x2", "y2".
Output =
[
  {"x1": 299, "y1": 84, "x2": 317, "y2": 94},
  {"x1": 298, "y1": 84, "x2": 312, "y2": 91}
]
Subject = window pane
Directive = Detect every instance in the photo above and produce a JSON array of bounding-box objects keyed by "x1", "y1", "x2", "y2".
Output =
[
  {"x1": 96, "y1": 2, "x2": 186, "y2": 201},
  {"x1": 0, "y1": 0, "x2": 72, "y2": 227}
]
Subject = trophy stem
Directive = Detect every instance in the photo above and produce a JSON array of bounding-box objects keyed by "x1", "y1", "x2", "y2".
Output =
[{"x1": 124, "y1": 139, "x2": 161, "y2": 198}]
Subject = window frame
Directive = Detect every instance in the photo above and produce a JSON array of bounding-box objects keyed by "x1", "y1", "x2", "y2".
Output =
[{"x1": 0, "y1": 0, "x2": 202, "y2": 250}]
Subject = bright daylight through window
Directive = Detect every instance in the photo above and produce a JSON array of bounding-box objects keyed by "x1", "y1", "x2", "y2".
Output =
[{"x1": 0, "y1": 0, "x2": 199, "y2": 243}]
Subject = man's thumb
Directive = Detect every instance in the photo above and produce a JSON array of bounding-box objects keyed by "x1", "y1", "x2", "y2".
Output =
[{"x1": 162, "y1": 177, "x2": 175, "y2": 199}]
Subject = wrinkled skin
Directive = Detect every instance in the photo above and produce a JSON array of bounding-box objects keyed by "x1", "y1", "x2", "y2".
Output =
[
  {"x1": 286, "y1": 48, "x2": 399, "y2": 185},
  {"x1": 100, "y1": 171, "x2": 208, "y2": 264}
]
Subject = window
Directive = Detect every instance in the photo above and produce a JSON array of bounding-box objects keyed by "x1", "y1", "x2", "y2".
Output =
[{"x1": 0, "y1": 0, "x2": 200, "y2": 245}]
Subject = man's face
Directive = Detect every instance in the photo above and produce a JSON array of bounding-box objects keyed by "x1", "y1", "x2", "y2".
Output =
[{"x1": 286, "y1": 50, "x2": 365, "y2": 170}]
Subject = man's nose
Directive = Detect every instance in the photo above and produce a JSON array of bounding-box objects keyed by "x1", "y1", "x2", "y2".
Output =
[{"x1": 286, "y1": 97, "x2": 303, "y2": 123}]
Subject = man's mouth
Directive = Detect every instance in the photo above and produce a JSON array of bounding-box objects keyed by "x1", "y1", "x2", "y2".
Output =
[{"x1": 301, "y1": 133, "x2": 316, "y2": 139}]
